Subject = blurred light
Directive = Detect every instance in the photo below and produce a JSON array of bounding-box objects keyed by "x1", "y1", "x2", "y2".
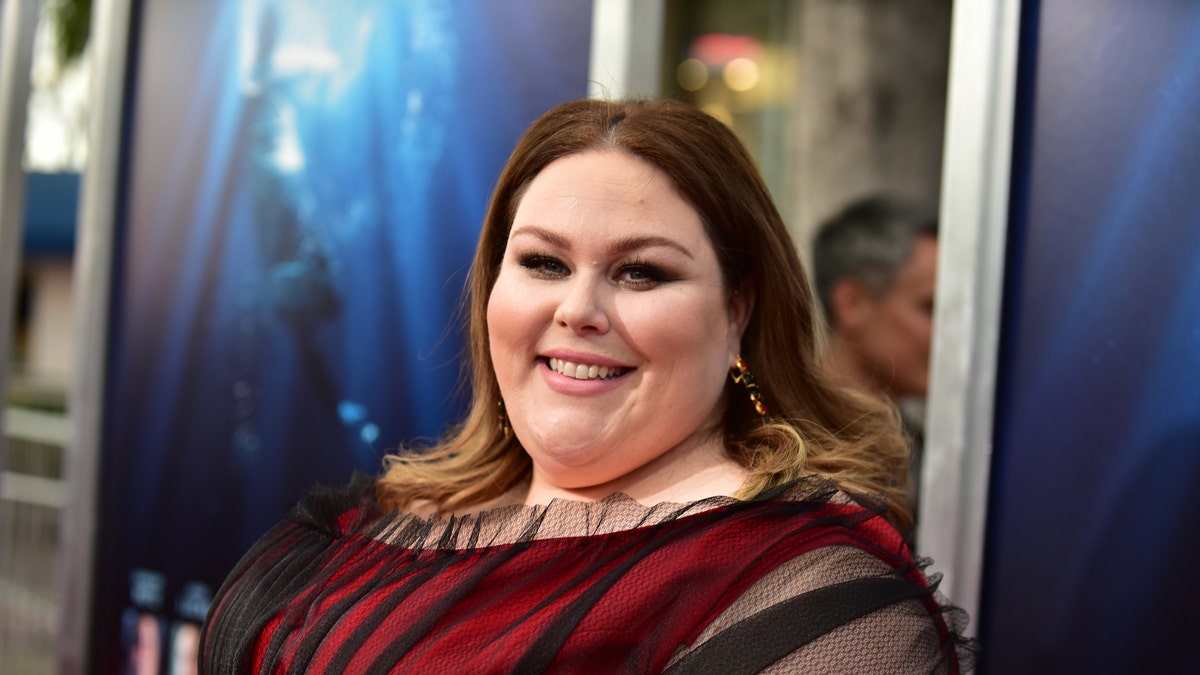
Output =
[
  {"x1": 361, "y1": 423, "x2": 380, "y2": 444},
  {"x1": 338, "y1": 400, "x2": 368, "y2": 424},
  {"x1": 272, "y1": 45, "x2": 341, "y2": 75},
  {"x1": 272, "y1": 107, "x2": 305, "y2": 172},
  {"x1": 723, "y1": 57, "x2": 760, "y2": 92},
  {"x1": 676, "y1": 58, "x2": 708, "y2": 91},
  {"x1": 689, "y1": 33, "x2": 762, "y2": 66}
]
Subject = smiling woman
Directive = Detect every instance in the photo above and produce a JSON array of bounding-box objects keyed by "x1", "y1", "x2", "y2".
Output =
[
  {"x1": 489, "y1": 150, "x2": 750, "y2": 505},
  {"x1": 199, "y1": 99, "x2": 976, "y2": 673}
]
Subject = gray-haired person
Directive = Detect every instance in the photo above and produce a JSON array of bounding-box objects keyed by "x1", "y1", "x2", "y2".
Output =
[{"x1": 813, "y1": 194, "x2": 939, "y2": 519}]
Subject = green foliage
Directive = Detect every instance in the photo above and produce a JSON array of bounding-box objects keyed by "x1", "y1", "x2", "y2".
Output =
[{"x1": 50, "y1": 0, "x2": 92, "y2": 65}]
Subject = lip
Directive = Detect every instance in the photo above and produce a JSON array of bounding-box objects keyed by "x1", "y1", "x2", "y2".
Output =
[{"x1": 538, "y1": 350, "x2": 634, "y2": 396}]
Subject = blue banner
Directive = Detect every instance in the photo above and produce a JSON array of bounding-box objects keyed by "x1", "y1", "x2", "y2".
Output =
[
  {"x1": 985, "y1": 1, "x2": 1200, "y2": 672},
  {"x1": 92, "y1": 1, "x2": 592, "y2": 672}
]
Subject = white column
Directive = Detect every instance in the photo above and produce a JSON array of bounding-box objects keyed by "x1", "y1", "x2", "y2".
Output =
[
  {"x1": 58, "y1": 0, "x2": 133, "y2": 671},
  {"x1": 587, "y1": 0, "x2": 664, "y2": 100},
  {"x1": 0, "y1": 0, "x2": 44, "y2": 473},
  {"x1": 920, "y1": 0, "x2": 1023, "y2": 631}
]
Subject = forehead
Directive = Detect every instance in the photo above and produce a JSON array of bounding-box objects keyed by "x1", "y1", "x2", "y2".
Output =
[{"x1": 512, "y1": 150, "x2": 701, "y2": 233}]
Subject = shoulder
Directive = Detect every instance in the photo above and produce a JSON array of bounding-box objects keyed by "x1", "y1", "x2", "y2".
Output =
[
  {"x1": 662, "y1": 482, "x2": 973, "y2": 673},
  {"x1": 287, "y1": 471, "x2": 383, "y2": 531},
  {"x1": 672, "y1": 545, "x2": 971, "y2": 673},
  {"x1": 199, "y1": 473, "x2": 384, "y2": 670},
  {"x1": 226, "y1": 472, "x2": 385, "y2": 582}
]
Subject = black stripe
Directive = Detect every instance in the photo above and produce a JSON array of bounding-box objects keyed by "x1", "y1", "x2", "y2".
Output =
[{"x1": 664, "y1": 575, "x2": 923, "y2": 675}]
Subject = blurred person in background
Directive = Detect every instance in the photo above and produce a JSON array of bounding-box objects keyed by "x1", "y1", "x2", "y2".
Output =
[{"x1": 813, "y1": 194, "x2": 939, "y2": 520}]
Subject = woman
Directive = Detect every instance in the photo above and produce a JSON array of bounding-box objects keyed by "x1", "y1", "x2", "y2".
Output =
[{"x1": 200, "y1": 99, "x2": 973, "y2": 673}]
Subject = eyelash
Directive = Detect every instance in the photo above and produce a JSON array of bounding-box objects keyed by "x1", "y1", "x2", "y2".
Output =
[
  {"x1": 516, "y1": 253, "x2": 672, "y2": 289},
  {"x1": 617, "y1": 257, "x2": 670, "y2": 287},
  {"x1": 517, "y1": 254, "x2": 567, "y2": 278}
]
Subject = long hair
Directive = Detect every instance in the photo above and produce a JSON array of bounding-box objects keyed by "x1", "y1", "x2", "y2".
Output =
[{"x1": 377, "y1": 99, "x2": 911, "y2": 528}]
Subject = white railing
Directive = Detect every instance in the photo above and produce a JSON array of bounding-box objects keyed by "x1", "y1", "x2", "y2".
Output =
[{"x1": 0, "y1": 406, "x2": 70, "y2": 674}]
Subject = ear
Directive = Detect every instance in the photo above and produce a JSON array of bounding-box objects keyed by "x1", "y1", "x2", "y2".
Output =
[
  {"x1": 829, "y1": 278, "x2": 874, "y2": 333},
  {"x1": 727, "y1": 278, "x2": 756, "y2": 358}
]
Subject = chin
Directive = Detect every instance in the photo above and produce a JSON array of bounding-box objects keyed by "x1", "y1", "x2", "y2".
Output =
[
  {"x1": 519, "y1": 417, "x2": 615, "y2": 457},
  {"x1": 527, "y1": 443, "x2": 610, "y2": 471}
]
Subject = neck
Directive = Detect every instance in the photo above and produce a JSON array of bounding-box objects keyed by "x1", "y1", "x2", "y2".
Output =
[{"x1": 523, "y1": 434, "x2": 749, "y2": 507}]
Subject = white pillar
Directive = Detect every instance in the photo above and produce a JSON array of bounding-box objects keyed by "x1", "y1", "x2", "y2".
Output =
[
  {"x1": 58, "y1": 0, "x2": 133, "y2": 671},
  {"x1": 0, "y1": 0, "x2": 43, "y2": 474},
  {"x1": 587, "y1": 0, "x2": 664, "y2": 100},
  {"x1": 920, "y1": 0, "x2": 1023, "y2": 631}
]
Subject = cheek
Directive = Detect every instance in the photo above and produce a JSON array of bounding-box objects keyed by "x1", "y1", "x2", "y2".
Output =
[
  {"x1": 625, "y1": 295, "x2": 734, "y2": 373},
  {"x1": 487, "y1": 277, "x2": 543, "y2": 370},
  {"x1": 894, "y1": 310, "x2": 933, "y2": 363},
  {"x1": 881, "y1": 303, "x2": 928, "y2": 342},
  {"x1": 902, "y1": 307, "x2": 934, "y2": 345}
]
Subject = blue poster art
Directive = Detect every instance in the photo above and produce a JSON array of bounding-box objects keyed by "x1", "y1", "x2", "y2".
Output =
[
  {"x1": 90, "y1": 0, "x2": 592, "y2": 672},
  {"x1": 984, "y1": 1, "x2": 1200, "y2": 672}
]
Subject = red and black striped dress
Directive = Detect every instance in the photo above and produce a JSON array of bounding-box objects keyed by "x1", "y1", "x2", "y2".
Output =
[{"x1": 199, "y1": 476, "x2": 973, "y2": 673}]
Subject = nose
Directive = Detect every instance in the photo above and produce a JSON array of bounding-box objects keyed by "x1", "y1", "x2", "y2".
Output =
[{"x1": 554, "y1": 275, "x2": 611, "y2": 334}]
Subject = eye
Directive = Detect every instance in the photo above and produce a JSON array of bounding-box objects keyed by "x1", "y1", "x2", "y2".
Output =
[
  {"x1": 615, "y1": 261, "x2": 670, "y2": 289},
  {"x1": 518, "y1": 253, "x2": 569, "y2": 279}
]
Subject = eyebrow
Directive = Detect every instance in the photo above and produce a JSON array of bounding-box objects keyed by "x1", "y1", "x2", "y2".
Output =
[{"x1": 510, "y1": 225, "x2": 694, "y2": 259}]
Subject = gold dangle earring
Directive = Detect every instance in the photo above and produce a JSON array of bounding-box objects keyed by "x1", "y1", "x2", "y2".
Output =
[
  {"x1": 497, "y1": 399, "x2": 512, "y2": 439},
  {"x1": 730, "y1": 356, "x2": 772, "y2": 424}
]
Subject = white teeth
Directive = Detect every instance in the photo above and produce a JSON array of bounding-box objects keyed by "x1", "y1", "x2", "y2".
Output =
[{"x1": 548, "y1": 358, "x2": 626, "y2": 380}]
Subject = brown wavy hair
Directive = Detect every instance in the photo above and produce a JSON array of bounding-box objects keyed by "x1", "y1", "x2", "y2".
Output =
[{"x1": 377, "y1": 98, "x2": 911, "y2": 529}]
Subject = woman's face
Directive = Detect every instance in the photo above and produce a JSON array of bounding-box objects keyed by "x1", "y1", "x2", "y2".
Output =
[{"x1": 487, "y1": 150, "x2": 750, "y2": 498}]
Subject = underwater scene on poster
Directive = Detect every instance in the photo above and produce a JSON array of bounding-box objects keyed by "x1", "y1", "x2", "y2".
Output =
[{"x1": 92, "y1": 1, "x2": 592, "y2": 672}]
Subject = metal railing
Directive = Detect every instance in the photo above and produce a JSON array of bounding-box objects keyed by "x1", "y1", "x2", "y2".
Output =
[{"x1": 1, "y1": 406, "x2": 70, "y2": 674}]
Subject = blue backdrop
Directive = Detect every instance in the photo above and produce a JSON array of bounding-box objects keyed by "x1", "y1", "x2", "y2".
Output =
[
  {"x1": 91, "y1": 1, "x2": 592, "y2": 672},
  {"x1": 985, "y1": 1, "x2": 1200, "y2": 672}
]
